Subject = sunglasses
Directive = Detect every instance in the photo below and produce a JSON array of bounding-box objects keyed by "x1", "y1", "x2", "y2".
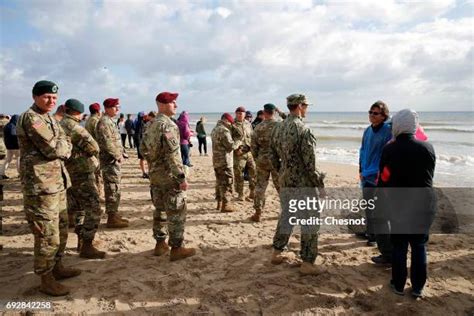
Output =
[{"x1": 368, "y1": 110, "x2": 381, "y2": 116}]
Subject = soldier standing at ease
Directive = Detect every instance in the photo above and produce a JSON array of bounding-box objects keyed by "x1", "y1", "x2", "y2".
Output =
[
  {"x1": 270, "y1": 93, "x2": 326, "y2": 275},
  {"x1": 96, "y1": 98, "x2": 129, "y2": 228},
  {"x1": 211, "y1": 113, "x2": 241, "y2": 212},
  {"x1": 85, "y1": 103, "x2": 104, "y2": 201},
  {"x1": 60, "y1": 99, "x2": 106, "y2": 259},
  {"x1": 17, "y1": 80, "x2": 81, "y2": 296},
  {"x1": 249, "y1": 103, "x2": 282, "y2": 222},
  {"x1": 232, "y1": 106, "x2": 256, "y2": 201},
  {"x1": 140, "y1": 92, "x2": 196, "y2": 261}
]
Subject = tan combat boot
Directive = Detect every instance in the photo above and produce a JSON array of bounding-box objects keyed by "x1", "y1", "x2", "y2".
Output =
[
  {"x1": 299, "y1": 262, "x2": 326, "y2": 276},
  {"x1": 234, "y1": 194, "x2": 244, "y2": 202},
  {"x1": 106, "y1": 213, "x2": 129, "y2": 228},
  {"x1": 216, "y1": 200, "x2": 222, "y2": 210},
  {"x1": 249, "y1": 209, "x2": 261, "y2": 222},
  {"x1": 271, "y1": 249, "x2": 285, "y2": 265},
  {"x1": 39, "y1": 272, "x2": 70, "y2": 296},
  {"x1": 170, "y1": 246, "x2": 196, "y2": 261},
  {"x1": 246, "y1": 190, "x2": 255, "y2": 201},
  {"x1": 52, "y1": 261, "x2": 82, "y2": 280},
  {"x1": 154, "y1": 240, "x2": 170, "y2": 256},
  {"x1": 221, "y1": 201, "x2": 237, "y2": 213},
  {"x1": 80, "y1": 240, "x2": 106, "y2": 259}
]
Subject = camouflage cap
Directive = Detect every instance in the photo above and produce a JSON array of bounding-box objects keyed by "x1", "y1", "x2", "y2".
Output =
[{"x1": 287, "y1": 93, "x2": 312, "y2": 106}]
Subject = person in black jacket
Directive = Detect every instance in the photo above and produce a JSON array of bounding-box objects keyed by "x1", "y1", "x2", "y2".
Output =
[
  {"x1": 377, "y1": 109, "x2": 436, "y2": 298},
  {"x1": 1, "y1": 114, "x2": 20, "y2": 179}
]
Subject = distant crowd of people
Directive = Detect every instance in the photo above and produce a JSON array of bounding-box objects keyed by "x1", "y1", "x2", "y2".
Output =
[{"x1": 0, "y1": 80, "x2": 436, "y2": 300}]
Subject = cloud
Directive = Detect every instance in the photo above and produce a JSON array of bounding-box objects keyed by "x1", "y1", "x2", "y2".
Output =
[{"x1": 0, "y1": 0, "x2": 472, "y2": 114}]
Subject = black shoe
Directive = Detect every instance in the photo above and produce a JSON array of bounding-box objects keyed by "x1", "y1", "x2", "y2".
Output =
[
  {"x1": 366, "y1": 240, "x2": 376, "y2": 247},
  {"x1": 142, "y1": 173, "x2": 149, "y2": 179},
  {"x1": 390, "y1": 281, "x2": 405, "y2": 296},
  {"x1": 187, "y1": 164, "x2": 193, "y2": 167},
  {"x1": 371, "y1": 255, "x2": 391, "y2": 265},
  {"x1": 411, "y1": 288, "x2": 423, "y2": 298},
  {"x1": 1, "y1": 175, "x2": 9, "y2": 179}
]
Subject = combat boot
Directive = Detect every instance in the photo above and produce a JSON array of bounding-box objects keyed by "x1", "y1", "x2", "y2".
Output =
[
  {"x1": 299, "y1": 262, "x2": 326, "y2": 276},
  {"x1": 234, "y1": 194, "x2": 244, "y2": 202},
  {"x1": 80, "y1": 240, "x2": 106, "y2": 259},
  {"x1": 39, "y1": 272, "x2": 70, "y2": 296},
  {"x1": 246, "y1": 190, "x2": 255, "y2": 201},
  {"x1": 249, "y1": 209, "x2": 261, "y2": 222},
  {"x1": 221, "y1": 201, "x2": 237, "y2": 213},
  {"x1": 271, "y1": 249, "x2": 285, "y2": 265},
  {"x1": 106, "y1": 213, "x2": 129, "y2": 228},
  {"x1": 52, "y1": 261, "x2": 82, "y2": 280},
  {"x1": 154, "y1": 240, "x2": 170, "y2": 256},
  {"x1": 216, "y1": 200, "x2": 222, "y2": 210},
  {"x1": 170, "y1": 246, "x2": 196, "y2": 261}
]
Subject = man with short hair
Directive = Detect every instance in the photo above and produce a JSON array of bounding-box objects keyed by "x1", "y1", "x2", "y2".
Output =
[
  {"x1": 232, "y1": 106, "x2": 256, "y2": 201},
  {"x1": 96, "y1": 98, "x2": 129, "y2": 228},
  {"x1": 249, "y1": 103, "x2": 281, "y2": 222},
  {"x1": 60, "y1": 99, "x2": 106, "y2": 259},
  {"x1": 211, "y1": 113, "x2": 241, "y2": 212},
  {"x1": 270, "y1": 93, "x2": 326, "y2": 275},
  {"x1": 17, "y1": 80, "x2": 81, "y2": 296},
  {"x1": 140, "y1": 92, "x2": 195, "y2": 261}
]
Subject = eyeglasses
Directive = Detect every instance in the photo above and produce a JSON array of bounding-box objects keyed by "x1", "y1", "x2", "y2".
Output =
[{"x1": 368, "y1": 111, "x2": 381, "y2": 116}]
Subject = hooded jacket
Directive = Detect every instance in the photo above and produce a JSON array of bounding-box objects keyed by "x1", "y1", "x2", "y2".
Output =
[
  {"x1": 4, "y1": 115, "x2": 19, "y2": 150},
  {"x1": 176, "y1": 111, "x2": 192, "y2": 145}
]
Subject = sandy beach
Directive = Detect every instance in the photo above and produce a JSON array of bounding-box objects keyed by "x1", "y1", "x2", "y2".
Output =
[{"x1": 0, "y1": 152, "x2": 473, "y2": 315}]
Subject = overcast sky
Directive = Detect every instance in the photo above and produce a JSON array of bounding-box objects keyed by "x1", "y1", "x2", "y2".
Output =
[{"x1": 1, "y1": 0, "x2": 473, "y2": 114}]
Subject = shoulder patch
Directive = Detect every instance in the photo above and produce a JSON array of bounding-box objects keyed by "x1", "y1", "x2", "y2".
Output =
[{"x1": 32, "y1": 119, "x2": 44, "y2": 129}]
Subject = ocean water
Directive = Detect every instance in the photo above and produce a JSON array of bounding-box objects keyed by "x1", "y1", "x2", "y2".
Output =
[{"x1": 186, "y1": 112, "x2": 474, "y2": 187}]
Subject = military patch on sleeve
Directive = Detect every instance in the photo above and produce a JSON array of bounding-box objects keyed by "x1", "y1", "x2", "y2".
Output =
[
  {"x1": 165, "y1": 132, "x2": 173, "y2": 140},
  {"x1": 32, "y1": 119, "x2": 44, "y2": 129}
]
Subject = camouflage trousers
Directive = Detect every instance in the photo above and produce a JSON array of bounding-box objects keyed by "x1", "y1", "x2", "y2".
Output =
[
  {"x1": 24, "y1": 190, "x2": 68, "y2": 275},
  {"x1": 233, "y1": 152, "x2": 256, "y2": 196},
  {"x1": 272, "y1": 188, "x2": 319, "y2": 263},
  {"x1": 101, "y1": 161, "x2": 121, "y2": 214},
  {"x1": 67, "y1": 172, "x2": 102, "y2": 241},
  {"x1": 95, "y1": 166, "x2": 104, "y2": 198},
  {"x1": 254, "y1": 164, "x2": 280, "y2": 212},
  {"x1": 151, "y1": 184, "x2": 187, "y2": 248},
  {"x1": 214, "y1": 167, "x2": 233, "y2": 203}
]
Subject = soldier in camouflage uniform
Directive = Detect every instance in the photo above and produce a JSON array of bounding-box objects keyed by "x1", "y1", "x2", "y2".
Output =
[
  {"x1": 211, "y1": 113, "x2": 241, "y2": 213},
  {"x1": 60, "y1": 99, "x2": 106, "y2": 259},
  {"x1": 85, "y1": 103, "x2": 104, "y2": 202},
  {"x1": 232, "y1": 106, "x2": 256, "y2": 201},
  {"x1": 270, "y1": 93, "x2": 326, "y2": 276},
  {"x1": 17, "y1": 81, "x2": 81, "y2": 296},
  {"x1": 96, "y1": 98, "x2": 129, "y2": 228},
  {"x1": 140, "y1": 92, "x2": 195, "y2": 261},
  {"x1": 249, "y1": 103, "x2": 282, "y2": 222}
]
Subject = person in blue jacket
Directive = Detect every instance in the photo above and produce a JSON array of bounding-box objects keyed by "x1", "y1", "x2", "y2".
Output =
[{"x1": 359, "y1": 101, "x2": 392, "y2": 258}]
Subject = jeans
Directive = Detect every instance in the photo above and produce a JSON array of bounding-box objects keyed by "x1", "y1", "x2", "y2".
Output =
[
  {"x1": 180, "y1": 144, "x2": 191, "y2": 166},
  {"x1": 391, "y1": 234, "x2": 429, "y2": 291}
]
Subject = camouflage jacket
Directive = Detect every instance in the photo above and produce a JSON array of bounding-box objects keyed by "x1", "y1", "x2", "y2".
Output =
[
  {"x1": 211, "y1": 120, "x2": 241, "y2": 169},
  {"x1": 60, "y1": 114, "x2": 100, "y2": 175},
  {"x1": 0, "y1": 118, "x2": 7, "y2": 157},
  {"x1": 251, "y1": 119, "x2": 279, "y2": 168},
  {"x1": 140, "y1": 113, "x2": 185, "y2": 187},
  {"x1": 270, "y1": 114, "x2": 325, "y2": 188},
  {"x1": 17, "y1": 104, "x2": 72, "y2": 195},
  {"x1": 85, "y1": 113, "x2": 100, "y2": 140},
  {"x1": 232, "y1": 119, "x2": 253, "y2": 156},
  {"x1": 96, "y1": 114, "x2": 123, "y2": 163}
]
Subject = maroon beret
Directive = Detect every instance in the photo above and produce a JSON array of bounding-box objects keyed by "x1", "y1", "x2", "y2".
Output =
[
  {"x1": 222, "y1": 113, "x2": 234, "y2": 124},
  {"x1": 235, "y1": 106, "x2": 246, "y2": 113},
  {"x1": 103, "y1": 98, "x2": 119, "y2": 108},
  {"x1": 89, "y1": 103, "x2": 100, "y2": 112},
  {"x1": 156, "y1": 92, "x2": 179, "y2": 104}
]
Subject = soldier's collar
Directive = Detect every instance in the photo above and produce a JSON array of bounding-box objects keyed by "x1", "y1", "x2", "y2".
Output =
[
  {"x1": 31, "y1": 103, "x2": 48, "y2": 115},
  {"x1": 65, "y1": 114, "x2": 81, "y2": 122}
]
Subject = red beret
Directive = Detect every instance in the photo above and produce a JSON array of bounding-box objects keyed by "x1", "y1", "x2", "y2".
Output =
[
  {"x1": 222, "y1": 113, "x2": 234, "y2": 124},
  {"x1": 156, "y1": 92, "x2": 179, "y2": 104},
  {"x1": 89, "y1": 103, "x2": 100, "y2": 112},
  {"x1": 235, "y1": 106, "x2": 246, "y2": 113},
  {"x1": 103, "y1": 98, "x2": 119, "y2": 108}
]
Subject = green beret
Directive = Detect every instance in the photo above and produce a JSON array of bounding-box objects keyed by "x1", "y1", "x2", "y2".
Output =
[
  {"x1": 65, "y1": 99, "x2": 85, "y2": 114},
  {"x1": 263, "y1": 103, "x2": 276, "y2": 111},
  {"x1": 287, "y1": 93, "x2": 312, "y2": 106},
  {"x1": 32, "y1": 80, "x2": 58, "y2": 96}
]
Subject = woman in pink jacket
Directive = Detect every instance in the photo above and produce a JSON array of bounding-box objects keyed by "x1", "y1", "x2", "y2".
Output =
[{"x1": 176, "y1": 111, "x2": 193, "y2": 167}]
